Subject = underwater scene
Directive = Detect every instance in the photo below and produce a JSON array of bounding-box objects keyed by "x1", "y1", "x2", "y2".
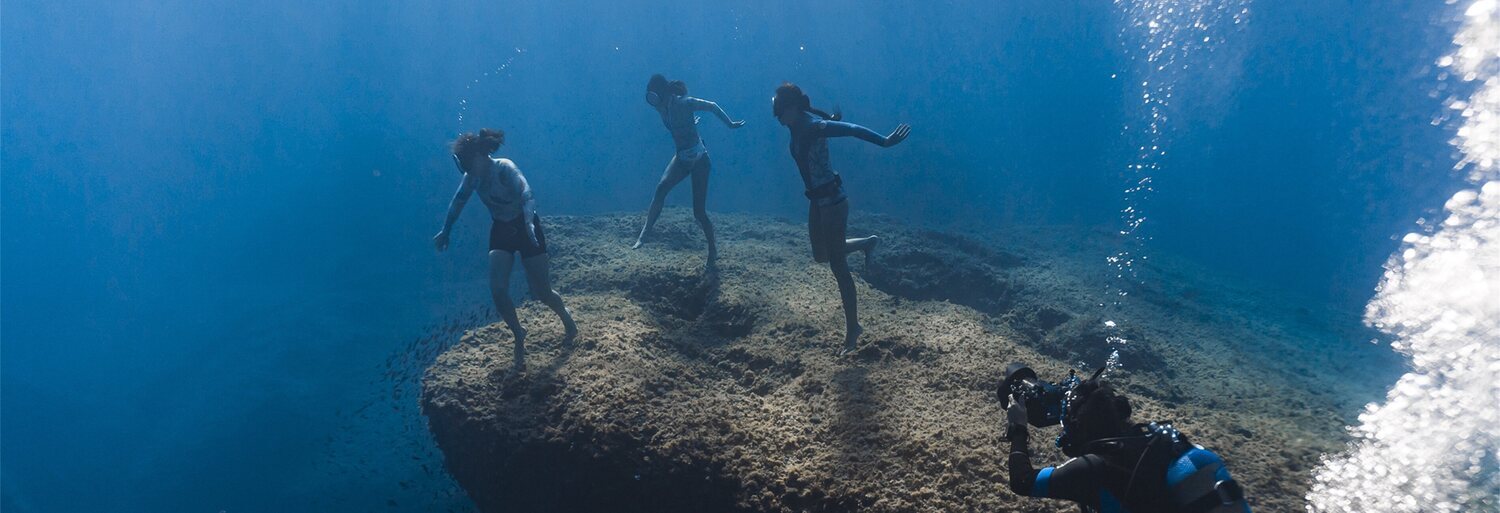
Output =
[{"x1": 3, "y1": 1, "x2": 1498, "y2": 512}]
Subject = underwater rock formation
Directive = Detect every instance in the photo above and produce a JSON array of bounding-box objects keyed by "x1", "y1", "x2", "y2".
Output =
[{"x1": 421, "y1": 211, "x2": 1401, "y2": 513}]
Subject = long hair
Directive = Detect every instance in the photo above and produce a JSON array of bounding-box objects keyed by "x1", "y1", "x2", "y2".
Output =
[
  {"x1": 772, "y1": 82, "x2": 840, "y2": 120},
  {"x1": 450, "y1": 128, "x2": 504, "y2": 172}
]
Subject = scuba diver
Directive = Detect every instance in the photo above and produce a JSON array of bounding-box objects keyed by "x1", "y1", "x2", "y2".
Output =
[
  {"x1": 434, "y1": 128, "x2": 578, "y2": 370},
  {"x1": 1003, "y1": 365, "x2": 1252, "y2": 513},
  {"x1": 633, "y1": 74, "x2": 746, "y2": 265},
  {"x1": 772, "y1": 82, "x2": 910, "y2": 354}
]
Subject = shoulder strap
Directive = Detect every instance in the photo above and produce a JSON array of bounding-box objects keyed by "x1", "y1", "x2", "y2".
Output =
[{"x1": 1120, "y1": 423, "x2": 1190, "y2": 508}]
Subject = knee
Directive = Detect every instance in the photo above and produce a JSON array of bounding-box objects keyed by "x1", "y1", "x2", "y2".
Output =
[
  {"x1": 528, "y1": 285, "x2": 553, "y2": 300},
  {"x1": 694, "y1": 208, "x2": 711, "y2": 222}
]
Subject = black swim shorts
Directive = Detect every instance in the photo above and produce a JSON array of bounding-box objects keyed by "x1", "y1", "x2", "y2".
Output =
[{"x1": 489, "y1": 214, "x2": 548, "y2": 258}]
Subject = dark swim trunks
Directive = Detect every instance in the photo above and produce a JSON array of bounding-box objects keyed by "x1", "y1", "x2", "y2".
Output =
[{"x1": 489, "y1": 214, "x2": 548, "y2": 258}]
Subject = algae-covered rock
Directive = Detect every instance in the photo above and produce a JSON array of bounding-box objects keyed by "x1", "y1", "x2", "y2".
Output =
[{"x1": 421, "y1": 211, "x2": 1400, "y2": 513}]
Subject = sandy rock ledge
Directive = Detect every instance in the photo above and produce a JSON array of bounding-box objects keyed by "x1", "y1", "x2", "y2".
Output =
[{"x1": 421, "y1": 211, "x2": 1401, "y2": 513}]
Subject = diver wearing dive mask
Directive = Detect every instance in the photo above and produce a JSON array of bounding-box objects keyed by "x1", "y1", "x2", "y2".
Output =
[
  {"x1": 631, "y1": 74, "x2": 746, "y2": 265},
  {"x1": 1005, "y1": 368, "x2": 1251, "y2": 513}
]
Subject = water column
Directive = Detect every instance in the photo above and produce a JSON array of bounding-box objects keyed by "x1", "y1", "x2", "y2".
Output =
[
  {"x1": 1308, "y1": 1, "x2": 1500, "y2": 511},
  {"x1": 1107, "y1": 0, "x2": 1249, "y2": 368}
]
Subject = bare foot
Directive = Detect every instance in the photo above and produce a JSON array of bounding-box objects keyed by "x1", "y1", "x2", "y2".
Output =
[
  {"x1": 562, "y1": 310, "x2": 579, "y2": 343},
  {"x1": 632, "y1": 238, "x2": 645, "y2": 249},
  {"x1": 511, "y1": 327, "x2": 528, "y2": 369},
  {"x1": 841, "y1": 324, "x2": 864, "y2": 355}
]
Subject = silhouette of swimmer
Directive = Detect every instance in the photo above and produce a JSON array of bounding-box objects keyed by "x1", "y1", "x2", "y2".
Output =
[
  {"x1": 435, "y1": 128, "x2": 577, "y2": 370},
  {"x1": 634, "y1": 74, "x2": 746, "y2": 268},
  {"x1": 772, "y1": 82, "x2": 910, "y2": 354}
]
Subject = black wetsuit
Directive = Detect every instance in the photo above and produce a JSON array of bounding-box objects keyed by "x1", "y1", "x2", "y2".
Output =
[{"x1": 1008, "y1": 424, "x2": 1251, "y2": 513}]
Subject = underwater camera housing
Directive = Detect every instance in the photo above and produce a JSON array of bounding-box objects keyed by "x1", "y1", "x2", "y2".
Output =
[{"x1": 997, "y1": 363, "x2": 1080, "y2": 427}]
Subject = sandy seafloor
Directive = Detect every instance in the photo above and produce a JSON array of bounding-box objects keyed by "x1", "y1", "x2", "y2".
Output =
[{"x1": 416, "y1": 209, "x2": 1404, "y2": 513}]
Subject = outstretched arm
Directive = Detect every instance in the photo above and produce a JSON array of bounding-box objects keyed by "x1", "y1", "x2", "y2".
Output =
[
  {"x1": 686, "y1": 97, "x2": 746, "y2": 128},
  {"x1": 817, "y1": 120, "x2": 910, "y2": 147},
  {"x1": 435, "y1": 173, "x2": 476, "y2": 251}
]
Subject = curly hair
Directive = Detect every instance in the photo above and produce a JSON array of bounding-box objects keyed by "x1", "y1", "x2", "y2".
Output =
[{"x1": 450, "y1": 128, "x2": 505, "y2": 166}]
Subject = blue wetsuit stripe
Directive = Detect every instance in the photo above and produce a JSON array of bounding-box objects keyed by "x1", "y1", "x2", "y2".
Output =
[{"x1": 1032, "y1": 467, "x2": 1054, "y2": 497}]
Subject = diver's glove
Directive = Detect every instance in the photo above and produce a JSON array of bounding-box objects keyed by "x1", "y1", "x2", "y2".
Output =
[{"x1": 1005, "y1": 395, "x2": 1029, "y2": 440}]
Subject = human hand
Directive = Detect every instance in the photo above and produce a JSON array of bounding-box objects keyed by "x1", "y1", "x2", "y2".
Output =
[
  {"x1": 1006, "y1": 394, "x2": 1028, "y2": 427},
  {"x1": 729, "y1": 119, "x2": 747, "y2": 129},
  {"x1": 434, "y1": 231, "x2": 450, "y2": 252},
  {"x1": 884, "y1": 124, "x2": 911, "y2": 147}
]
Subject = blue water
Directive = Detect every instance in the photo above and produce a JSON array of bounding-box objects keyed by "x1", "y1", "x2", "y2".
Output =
[{"x1": 1, "y1": 1, "x2": 1485, "y2": 511}]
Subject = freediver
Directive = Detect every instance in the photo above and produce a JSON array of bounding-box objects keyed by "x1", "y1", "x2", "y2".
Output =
[
  {"x1": 633, "y1": 74, "x2": 747, "y2": 267},
  {"x1": 771, "y1": 82, "x2": 910, "y2": 354},
  {"x1": 435, "y1": 128, "x2": 578, "y2": 370}
]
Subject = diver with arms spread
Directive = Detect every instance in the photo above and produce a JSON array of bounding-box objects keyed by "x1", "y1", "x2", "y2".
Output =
[
  {"x1": 1002, "y1": 364, "x2": 1252, "y2": 513},
  {"x1": 633, "y1": 74, "x2": 746, "y2": 266},
  {"x1": 772, "y1": 82, "x2": 910, "y2": 354},
  {"x1": 435, "y1": 128, "x2": 578, "y2": 370}
]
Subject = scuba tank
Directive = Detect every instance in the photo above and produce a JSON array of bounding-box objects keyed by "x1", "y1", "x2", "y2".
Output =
[{"x1": 1086, "y1": 422, "x2": 1251, "y2": 513}]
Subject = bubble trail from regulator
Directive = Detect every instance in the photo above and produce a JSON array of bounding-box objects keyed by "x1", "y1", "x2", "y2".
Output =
[
  {"x1": 1308, "y1": 1, "x2": 1500, "y2": 511},
  {"x1": 1104, "y1": 0, "x2": 1249, "y2": 371}
]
